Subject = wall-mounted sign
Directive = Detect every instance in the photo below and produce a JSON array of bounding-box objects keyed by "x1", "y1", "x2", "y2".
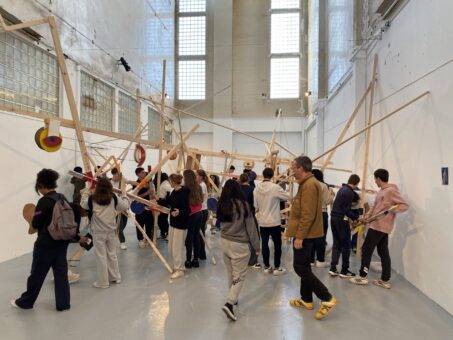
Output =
[{"x1": 442, "y1": 167, "x2": 448, "y2": 185}]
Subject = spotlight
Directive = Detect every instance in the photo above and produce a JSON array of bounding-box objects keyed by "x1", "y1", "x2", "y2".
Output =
[
  {"x1": 118, "y1": 57, "x2": 131, "y2": 72},
  {"x1": 305, "y1": 91, "x2": 312, "y2": 97}
]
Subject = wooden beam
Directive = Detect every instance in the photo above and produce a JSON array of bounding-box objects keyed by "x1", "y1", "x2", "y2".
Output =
[
  {"x1": 313, "y1": 91, "x2": 430, "y2": 162},
  {"x1": 0, "y1": 14, "x2": 6, "y2": 28},
  {"x1": 0, "y1": 18, "x2": 48, "y2": 33},
  {"x1": 48, "y1": 16, "x2": 92, "y2": 174},
  {"x1": 321, "y1": 81, "x2": 373, "y2": 171}
]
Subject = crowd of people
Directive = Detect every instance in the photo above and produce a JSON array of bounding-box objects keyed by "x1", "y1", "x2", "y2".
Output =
[{"x1": 11, "y1": 156, "x2": 409, "y2": 322}]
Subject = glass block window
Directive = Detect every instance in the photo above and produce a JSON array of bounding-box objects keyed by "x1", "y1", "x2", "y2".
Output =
[
  {"x1": 271, "y1": 58, "x2": 300, "y2": 99},
  {"x1": 178, "y1": 60, "x2": 205, "y2": 100},
  {"x1": 118, "y1": 91, "x2": 137, "y2": 135},
  {"x1": 327, "y1": 0, "x2": 353, "y2": 92},
  {"x1": 178, "y1": 17, "x2": 206, "y2": 56},
  {"x1": 308, "y1": 0, "x2": 319, "y2": 110},
  {"x1": 164, "y1": 128, "x2": 172, "y2": 144},
  {"x1": 80, "y1": 71, "x2": 114, "y2": 131},
  {"x1": 0, "y1": 32, "x2": 59, "y2": 115},
  {"x1": 270, "y1": 2, "x2": 300, "y2": 99},
  {"x1": 176, "y1": 0, "x2": 206, "y2": 100},
  {"x1": 148, "y1": 107, "x2": 160, "y2": 143},
  {"x1": 271, "y1": 0, "x2": 300, "y2": 10}
]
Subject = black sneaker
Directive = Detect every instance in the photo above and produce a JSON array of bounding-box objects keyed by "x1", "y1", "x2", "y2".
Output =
[
  {"x1": 222, "y1": 303, "x2": 237, "y2": 321},
  {"x1": 191, "y1": 259, "x2": 200, "y2": 268},
  {"x1": 329, "y1": 268, "x2": 339, "y2": 277},
  {"x1": 185, "y1": 260, "x2": 192, "y2": 269},
  {"x1": 339, "y1": 270, "x2": 356, "y2": 278}
]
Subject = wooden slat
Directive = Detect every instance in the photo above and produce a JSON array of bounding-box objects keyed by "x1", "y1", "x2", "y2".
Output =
[{"x1": 0, "y1": 18, "x2": 48, "y2": 33}]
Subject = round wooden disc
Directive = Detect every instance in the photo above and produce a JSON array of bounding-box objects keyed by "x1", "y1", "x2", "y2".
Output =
[
  {"x1": 35, "y1": 127, "x2": 45, "y2": 150},
  {"x1": 38, "y1": 128, "x2": 62, "y2": 152}
]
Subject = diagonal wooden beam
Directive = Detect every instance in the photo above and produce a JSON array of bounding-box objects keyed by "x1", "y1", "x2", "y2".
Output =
[{"x1": 0, "y1": 18, "x2": 48, "y2": 33}]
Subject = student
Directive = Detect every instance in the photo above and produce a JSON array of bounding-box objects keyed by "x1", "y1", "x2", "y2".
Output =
[
  {"x1": 217, "y1": 180, "x2": 260, "y2": 321},
  {"x1": 350, "y1": 169, "x2": 409, "y2": 289},
  {"x1": 329, "y1": 174, "x2": 361, "y2": 278},
  {"x1": 70, "y1": 166, "x2": 85, "y2": 205},
  {"x1": 287, "y1": 156, "x2": 337, "y2": 320},
  {"x1": 183, "y1": 170, "x2": 204, "y2": 268},
  {"x1": 12, "y1": 169, "x2": 71, "y2": 311},
  {"x1": 239, "y1": 174, "x2": 259, "y2": 268},
  {"x1": 196, "y1": 169, "x2": 210, "y2": 260},
  {"x1": 157, "y1": 172, "x2": 172, "y2": 240},
  {"x1": 310, "y1": 169, "x2": 335, "y2": 268},
  {"x1": 254, "y1": 168, "x2": 289, "y2": 275},
  {"x1": 131, "y1": 167, "x2": 155, "y2": 248},
  {"x1": 81, "y1": 178, "x2": 129, "y2": 288},
  {"x1": 111, "y1": 168, "x2": 128, "y2": 250},
  {"x1": 168, "y1": 174, "x2": 190, "y2": 279}
]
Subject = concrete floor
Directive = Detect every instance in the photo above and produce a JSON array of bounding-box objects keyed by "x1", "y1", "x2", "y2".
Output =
[{"x1": 1, "y1": 228, "x2": 453, "y2": 340}]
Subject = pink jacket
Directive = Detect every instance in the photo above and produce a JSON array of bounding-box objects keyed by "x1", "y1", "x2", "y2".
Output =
[{"x1": 365, "y1": 183, "x2": 409, "y2": 234}]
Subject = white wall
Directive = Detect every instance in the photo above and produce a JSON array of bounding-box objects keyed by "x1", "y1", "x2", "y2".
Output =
[
  {"x1": 317, "y1": 0, "x2": 453, "y2": 315},
  {"x1": 0, "y1": 0, "x2": 174, "y2": 263}
]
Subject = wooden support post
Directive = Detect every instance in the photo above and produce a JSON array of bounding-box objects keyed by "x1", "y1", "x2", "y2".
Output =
[
  {"x1": 0, "y1": 18, "x2": 48, "y2": 33},
  {"x1": 320, "y1": 81, "x2": 373, "y2": 170},
  {"x1": 358, "y1": 54, "x2": 378, "y2": 257},
  {"x1": 126, "y1": 211, "x2": 173, "y2": 274},
  {"x1": 313, "y1": 91, "x2": 430, "y2": 162},
  {"x1": 47, "y1": 16, "x2": 92, "y2": 174}
]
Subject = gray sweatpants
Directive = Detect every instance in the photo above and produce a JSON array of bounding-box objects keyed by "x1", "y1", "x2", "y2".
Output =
[
  {"x1": 221, "y1": 238, "x2": 250, "y2": 305},
  {"x1": 168, "y1": 226, "x2": 188, "y2": 271},
  {"x1": 93, "y1": 231, "x2": 121, "y2": 287}
]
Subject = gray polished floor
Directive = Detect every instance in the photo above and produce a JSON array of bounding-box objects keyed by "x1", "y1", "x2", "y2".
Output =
[{"x1": 1, "y1": 227, "x2": 453, "y2": 340}]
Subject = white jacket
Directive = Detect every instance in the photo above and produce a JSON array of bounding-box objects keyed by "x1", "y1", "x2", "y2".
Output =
[{"x1": 254, "y1": 180, "x2": 289, "y2": 227}]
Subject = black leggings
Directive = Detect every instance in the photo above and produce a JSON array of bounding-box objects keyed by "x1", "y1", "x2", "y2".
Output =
[
  {"x1": 198, "y1": 210, "x2": 209, "y2": 260},
  {"x1": 136, "y1": 210, "x2": 154, "y2": 241},
  {"x1": 185, "y1": 211, "x2": 203, "y2": 261}
]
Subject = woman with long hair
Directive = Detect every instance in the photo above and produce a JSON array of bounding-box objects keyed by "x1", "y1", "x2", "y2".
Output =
[
  {"x1": 12, "y1": 169, "x2": 71, "y2": 311},
  {"x1": 81, "y1": 177, "x2": 130, "y2": 288},
  {"x1": 196, "y1": 169, "x2": 210, "y2": 260},
  {"x1": 183, "y1": 169, "x2": 204, "y2": 268},
  {"x1": 168, "y1": 174, "x2": 190, "y2": 279},
  {"x1": 217, "y1": 179, "x2": 260, "y2": 321}
]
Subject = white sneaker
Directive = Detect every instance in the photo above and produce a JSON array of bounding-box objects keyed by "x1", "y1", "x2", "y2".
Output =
[
  {"x1": 68, "y1": 271, "x2": 80, "y2": 284},
  {"x1": 10, "y1": 300, "x2": 19, "y2": 308},
  {"x1": 170, "y1": 270, "x2": 184, "y2": 279},
  {"x1": 264, "y1": 266, "x2": 274, "y2": 274},
  {"x1": 211, "y1": 229, "x2": 217, "y2": 235},
  {"x1": 92, "y1": 281, "x2": 109, "y2": 289},
  {"x1": 273, "y1": 267, "x2": 287, "y2": 276},
  {"x1": 316, "y1": 261, "x2": 330, "y2": 268},
  {"x1": 310, "y1": 262, "x2": 315, "y2": 267},
  {"x1": 120, "y1": 243, "x2": 127, "y2": 250},
  {"x1": 111, "y1": 279, "x2": 122, "y2": 284},
  {"x1": 138, "y1": 240, "x2": 146, "y2": 248}
]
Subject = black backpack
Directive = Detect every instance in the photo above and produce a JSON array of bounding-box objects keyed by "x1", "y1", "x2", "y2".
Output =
[{"x1": 87, "y1": 195, "x2": 118, "y2": 221}]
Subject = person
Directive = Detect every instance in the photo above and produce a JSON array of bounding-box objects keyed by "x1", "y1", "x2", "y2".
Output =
[
  {"x1": 196, "y1": 169, "x2": 210, "y2": 260},
  {"x1": 254, "y1": 167, "x2": 289, "y2": 275},
  {"x1": 350, "y1": 169, "x2": 409, "y2": 289},
  {"x1": 131, "y1": 167, "x2": 155, "y2": 248},
  {"x1": 243, "y1": 168, "x2": 257, "y2": 188},
  {"x1": 287, "y1": 156, "x2": 337, "y2": 320},
  {"x1": 209, "y1": 174, "x2": 221, "y2": 234},
  {"x1": 217, "y1": 179, "x2": 260, "y2": 321},
  {"x1": 310, "y1": 169, "x2": 335, "y2": 268},
  {"x1": 11, "y1": 169, "x2": 71, "y2": 311},
  {"x1": 183, "y1": 170, "x2": 203, "y2": 268},
  {"x1": 168, "y1": 174, "x2": 190, "y2": 279},
  {"x1": 111, "y1": 168, "x2": 129, "y2": 250},
  {"x1": 329, "y1": 174, "x2": 361, "y2": 278},
  {"x1": 70, "y1": 166, "x2": 85, "y2": 205},
  {"x1": 157, "y1": 172, "x2": 172, "y2": 240},
  {"x1": 81, "y1": 178, "x2": 129, "y2": 288},
  {"x1": 239, "y1": 174, "x2": 259, "y2": 268}
]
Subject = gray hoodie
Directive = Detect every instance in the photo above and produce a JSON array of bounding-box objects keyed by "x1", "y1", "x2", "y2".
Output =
[
  {"x1": 220, "y1": 201, "x2": 260, "y2": 251},
  {"x1": 81, "y1": 192, "x2": 130, "y2": 233},
  {"x1": 254, "y1": 180, "x2": 289, "y2": 227}
]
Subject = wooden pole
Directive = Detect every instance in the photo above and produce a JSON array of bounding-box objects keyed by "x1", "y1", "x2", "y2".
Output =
[
  {"x1": 0, "y1": 18, "x2": 48, "y2": 33},
  {"x1": 313, "y1": 91, "x2": 430, "y2": 162},
  {"x1": 0, "y1": 14, "x2": 6, "y2": 28},
  {"x1": 47, "y1": 16, "x2": 92, "y2": 174},
  {"x1": 126, "y1": 211, "x2": 173, "y2": 274},
  {"x1": 321, "y1": 81, "x2": 373, "y2": 171},
  {"x1": 358, "y1": 54, "x2": 378, "y2": 258}
]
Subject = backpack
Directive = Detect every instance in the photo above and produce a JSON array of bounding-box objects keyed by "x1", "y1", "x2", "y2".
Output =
[
  {"x1": 87, "y1": 195, "x2": 118, "y2": 221},
  {"x1": 48, "y1": 194, "x2": 78, "y2": 241}
]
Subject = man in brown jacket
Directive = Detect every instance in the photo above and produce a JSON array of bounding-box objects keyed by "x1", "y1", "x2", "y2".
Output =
[{"x1": 287, "y1": 156, "x2": 337, "y2": 320}]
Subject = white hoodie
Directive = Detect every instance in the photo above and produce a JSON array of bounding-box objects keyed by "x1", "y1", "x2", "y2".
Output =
[{"x1": 254, "y1": 180, "x2": 289, "y2": 227}]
